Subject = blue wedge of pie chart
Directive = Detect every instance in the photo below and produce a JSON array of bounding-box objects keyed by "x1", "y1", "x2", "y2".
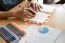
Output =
[{"x1": 38, "y1": 27, "x2": 49, "y2": 34}]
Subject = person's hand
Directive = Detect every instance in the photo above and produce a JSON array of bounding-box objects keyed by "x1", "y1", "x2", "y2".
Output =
[
  {"x1": 30, "y1": 3, "x2": 43, "y2": 12},
  {"x1": 11, "y1": 7, "x2": 35, "y2": 20}
]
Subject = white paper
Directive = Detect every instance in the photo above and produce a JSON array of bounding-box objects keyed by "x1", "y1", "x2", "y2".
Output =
[
  {"x1": 28, "y1": 12, "x2": 49, "y2": 23},
  {"x1": 18, "y1": 26, "x2": 63, "y2": 43},
  {"x1": 26, "y1": 26, "x2": 63, "y2": 43}
]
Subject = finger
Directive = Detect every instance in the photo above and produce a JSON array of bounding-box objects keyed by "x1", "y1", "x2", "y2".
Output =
[
  {"x1": 30, "y1": 3, "x2": 33, "y2": 7},
  {"x1": 23, "y1": 13, "x2": 31, "y2": 18},
  {"x1": 37, "y1": 5, "x2": 43, "y2": 12},
  {"x1": 35, "y1": 3, "x2": 39, "y2": 12},
  {"x1": 33, "y1": 3, "x2": 36, "y2": 11},
  {"x1": 23, "y1": 8, "x2": 36, "y2": 18},
  {"x1": 30, "y1": 3, "x2": 34, "y2": 9},
  {"x1": 25, "y1": 8, "x2": 36, "y2": 14},
  {"x1": 28, "y1": 3, "x2": 31, "y2": 8},
  {"x1": 24, "y1": 11, "x2": 33, "y2": 17},
  {"x1": 36, "y1": 4, "x2": 39, "y2": 12},
  {"x1": 24, "y1": 12, "x2": 35, "y2": 18},
  {"x1": 35, "y1": 3, "x2": 37, "y2": 12},
  {"x1": 39, "y1": 5, "x2": 43, "y2": 9},
  {"x1": 24, "y1": 8, "x2": 31, "y2": 11},
  {"x1": 38, "y1": 5, "x2": 41, "y2": 11},
  {"x1": 35, "y1": 3, "x2": 42, "y2": 12}
]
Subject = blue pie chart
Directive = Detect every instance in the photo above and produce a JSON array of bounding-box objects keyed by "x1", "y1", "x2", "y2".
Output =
[{"x1": 39, "y1": 27, "x2": 49, "y2": 34}]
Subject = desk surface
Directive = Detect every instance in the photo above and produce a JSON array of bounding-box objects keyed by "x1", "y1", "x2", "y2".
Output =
[{"x1": 0, "y1": 13, "x2": 65, "y2": 43}]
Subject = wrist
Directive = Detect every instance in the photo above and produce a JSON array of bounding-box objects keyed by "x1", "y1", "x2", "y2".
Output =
[
  {"x1": 8, "y1": 11, "x2": 16, "y2": 17},
  {"x1": 0, "y1": 11, "x2": 14, "y2": 19}
]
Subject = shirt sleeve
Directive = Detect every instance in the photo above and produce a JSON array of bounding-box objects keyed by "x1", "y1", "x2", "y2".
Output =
[{"x1": 0, "y1": 0, "x2": 22, "y2": 11}]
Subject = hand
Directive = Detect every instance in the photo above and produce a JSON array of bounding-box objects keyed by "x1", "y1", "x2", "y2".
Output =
[
  {"x1": 11, "y1": 7, "x2": 35, "y2": 20},
  {"x1": 30, "y1": 3, "x2": 43, "y2": 12}
]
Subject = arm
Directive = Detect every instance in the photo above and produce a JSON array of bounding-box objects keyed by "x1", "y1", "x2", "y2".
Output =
[
  {"x1": 0, "y1": 0, "x2": 36, "y2": 19},
  {"x1": 0, "y1": 11, "x2": 13, "y2": 19},
  {"x1": 0, "y1": 1, "x2": 30, "y2": 19}
]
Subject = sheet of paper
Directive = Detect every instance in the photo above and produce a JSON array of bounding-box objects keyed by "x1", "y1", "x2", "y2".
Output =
[
  {"x1": 18, "y1": 26, "x2": 63, "y2": 43},
  {"x1": 26, "y1": 26, "x2": 63, "y2": 43},
  {"x1": 28, "y1": 12, "x2": 49, "y2": 23}
]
